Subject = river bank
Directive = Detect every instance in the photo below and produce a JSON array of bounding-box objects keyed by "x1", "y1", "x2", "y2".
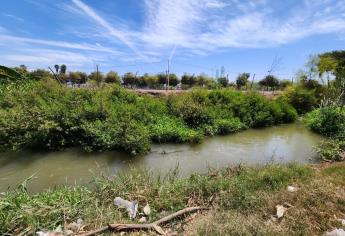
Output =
[{"x1": 1, "y1": 162, "x2": 344, "y2": 235}]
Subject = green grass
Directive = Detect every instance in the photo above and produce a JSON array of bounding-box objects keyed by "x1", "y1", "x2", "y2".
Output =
[{"x1": 0, "y1": 163, "x2": 317, "y2": 235}]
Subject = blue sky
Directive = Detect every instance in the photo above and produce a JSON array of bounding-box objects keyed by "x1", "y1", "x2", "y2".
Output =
[{"x1": 0, "y1": 0, "x2": 345, "y2": 81}]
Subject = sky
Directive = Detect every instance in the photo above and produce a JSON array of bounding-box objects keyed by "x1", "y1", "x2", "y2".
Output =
[{"x1": 0, "y1": 0, "x2": 345, "y2": 81}]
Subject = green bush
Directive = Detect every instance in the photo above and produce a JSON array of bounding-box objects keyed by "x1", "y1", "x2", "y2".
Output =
[
  {"x1": 150, "y1": 116, "x2": 202, "y2": 143},
  {"x1": 305, "y1": 107, "x2": 345, "y2": 137},
  {"x1": 0, "y1": 81, "x2": 298, "y2": 155},
  {"x1": 284, "y1": 87, "x2": 318, "y2": 114},
  {"x1": 315, "y1": 139, "x2": 345, "y2": 162}
]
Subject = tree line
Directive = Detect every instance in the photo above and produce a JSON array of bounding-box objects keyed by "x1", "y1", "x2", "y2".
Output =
[{"x1": 0, "y1": 63, "x2": 324, "y2": 91}]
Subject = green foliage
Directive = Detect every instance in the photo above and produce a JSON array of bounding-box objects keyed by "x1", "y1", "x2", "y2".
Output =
[
  {"x1": 88, "y1": 71, "x2": 104, "y2": 85},
  {"x1": 30, "y1": 69, "x2": 53, "y2": 80},
  {"x1": 305, "y1": 107, "x2": 345, "y2": 162},
  {"x1": 122, "y1": 72, "x2": 136, "y2": 87},
  {"x1": 236, "y1": 73, "x2": 250, "y2": 89},
  {"x1": 259, "y1": 75, "x2": 280, "y2": 90},
  {"x1": 315, "y1": 139, "x2": 345, "y2": 162},
  {"x1": 217, "y1": 77, "x2": 229, "y2": 87},
  {"x1": 105, "y1": 71, "x2": 121, "y2": 84},
  {"x1": 0, "y1": 81, "x2": 297, "y2": 154},
  {"x1": 0, "y1": 164, "x2": 312, "y2": 235},
  {"x1": 150, "y1": 116, "x2": 202, "y2": 143},
  {"x1": 181, "y1": 73, "x2": 196, "y2": 87},
  {"x1": 305, "y1": 107, "x2": 345, "y2": 137},
  {"x1": 284, "y1": 86, "x2": 318, "y2": 114},
  {"x1": 168, "y1": 73, "x2": 180, "y2": 86},
  {"x1": 0, "y1": 65, "x2": 27, "y2": 84}
]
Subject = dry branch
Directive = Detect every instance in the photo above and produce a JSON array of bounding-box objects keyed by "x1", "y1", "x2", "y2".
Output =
[{"x1": 78, "y1": 206, "x2": 208, "y2": 236}]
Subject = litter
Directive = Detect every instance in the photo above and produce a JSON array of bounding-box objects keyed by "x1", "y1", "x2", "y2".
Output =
[
  {"x1": 114, "y1": 197, "x2": 138, "y2": 219},
  {"x1": 326, "y1": 228, "x2": 345, "y2": 236}
]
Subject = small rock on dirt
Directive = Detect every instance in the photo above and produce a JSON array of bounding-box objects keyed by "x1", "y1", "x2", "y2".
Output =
[
  {"x1": 143, "y1": 203, "x2": 151, "y2": 216},
  {"x1": 276, "y1": 205, "x2": 287, "y2": 219},
  {"x1": 139, "y1": 217, "x2": 147, "y2": 223},
  {"x1": 287, "y1": 186, "x2": 298, "y2": 192}
]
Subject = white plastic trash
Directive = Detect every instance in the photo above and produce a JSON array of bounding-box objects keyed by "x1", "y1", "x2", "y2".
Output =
[{"x1": 114, "y1": 197, "x2": 138, "y2": 219}]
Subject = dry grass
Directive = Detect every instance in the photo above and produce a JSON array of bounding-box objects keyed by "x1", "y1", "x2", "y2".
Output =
[{"x1": 187, "y1": 163, "x2": 345, "y2": 236}]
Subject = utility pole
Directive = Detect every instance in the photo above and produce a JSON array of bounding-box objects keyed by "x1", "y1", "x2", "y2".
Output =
[
  {"x1": 96, "y1": 64, "x2": 99, "y2": 83},
  {"x1": 166, "y1": 59, "x2": 170, "y2": 92},
  {"x1": 250, "y1": 73, "x2": 256, "y2": 90}
]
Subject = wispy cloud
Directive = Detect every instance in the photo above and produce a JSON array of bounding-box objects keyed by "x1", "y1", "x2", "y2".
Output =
[
  {"x1": 2, "y1": 13, "x2": 24, "y2": 21},
  {"x1": 0, "y1": 34, "x2": 122, "y2": 54},
  {"x1": 139, "y1": 0, "x2": 345, "y2": 52},
  {"x1": 71, "y1": 0, "x2": 147, "y2": 60},
  {"x1": 2, "y1": 0, "x2": 345, "y2": 71}
]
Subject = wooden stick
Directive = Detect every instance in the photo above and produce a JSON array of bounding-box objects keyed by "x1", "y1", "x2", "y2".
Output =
[{"x1": 77, "y1": 206, "x2": 208, "y2": 236}]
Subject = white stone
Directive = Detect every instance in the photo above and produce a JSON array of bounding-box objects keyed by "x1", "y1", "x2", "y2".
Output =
[
  {"x1": 139, "y1": 217, "x2": 147, "y2": 223},
  {"x1": 143, "y1": 203, "x2": 151, "y2": 216},
  {"x1": 287, "y1": 186, "x2": 298, "y2": 192},
  {"x1": 276, "y1": 205, "x2": 287, "y2": 219}
]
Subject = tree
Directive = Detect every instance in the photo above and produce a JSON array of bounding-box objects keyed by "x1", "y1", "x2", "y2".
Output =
[
  {"x1": 123, "y1": 72, "x2": 136, "y2": 87},
  {"x1": 105, "y1": 71, "x2": 121, "y2": 84},
  {"x1": 168, "y1": 73, "x2": 180, "y2": 87},
  {"x1": 88, "y1": 71, "x2": 104, "y2": 85},
  {"x1": 54, "y1": 64, "x2": 60, "y2": 73},
  {"x1": 60, "y1": 64, "x2": 67, "y2": 74},
  {"x1": 30, "y1": 69, "x2": 53, "y2": 80},
  {"x1": 279, "y1": 79, "x2": 292, "y2": 90},
  {"x1": 217, "y1": 76, "x2": 228, "y2": 87},
  {"x1": 196, "y1": 73, "x2": 212, "y2": 87},
  {"x1": 236, "y1": 73, "x2": 250, "y2": 89},
  {"x1": 181, "y1": 73, "x2": 196, "y2": 87},
  {"x1": 13, "y1": 65, "x2": 28, "y2": 75},
  {"x1": 259, "y1": 75, "x2": 280, "y2": 91},
  {"x1": 68, "y1": 72, "x2": 81, "y2": 85},
  {"x1": 142, "y1": 74, "x2": 158, "y2": 88}
]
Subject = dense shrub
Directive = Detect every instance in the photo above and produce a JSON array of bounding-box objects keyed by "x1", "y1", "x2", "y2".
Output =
[
  {"x1": 0, "y1": 81, "x2": 297, "y2": 155},
  {"x1": 284, "y1": 87, "x2": 318, "y2": 114},
  {"x1": 305, "y1": 107, "x2": 345, "y2": 137},
  {"x1": 305, "y1": 107, "x2": 345, "y2": 162}
]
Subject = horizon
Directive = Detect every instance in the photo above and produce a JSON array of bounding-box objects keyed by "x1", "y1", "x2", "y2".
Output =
[{"x1": 1, "y1": 0, "x2": 345, "y2": 82}]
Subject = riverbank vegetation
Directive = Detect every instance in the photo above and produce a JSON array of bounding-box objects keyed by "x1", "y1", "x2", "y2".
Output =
[
  {"x1": 1, "y1": 163, "x2": 345, "y2": 235},
  {"x1": 304, "y1": 50, "x2": 345, "y2": 162},
  {"x1": 0, "y1": 79, "x2": 297, "y2": 155}
]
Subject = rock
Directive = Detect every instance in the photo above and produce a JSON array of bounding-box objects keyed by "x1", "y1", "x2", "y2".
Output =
[
  {"x1": 114, "y1": 197, "x2": 138, "y2": 219},
  {"x1": 276, "y1": 205, "x2": 287, "y2": 219},
  {"x1": 139, "y1": 217, "x2": 147, "y2": 223},
  {"x1": 287, "y1": 186, "x2": 298, "y2": 192},
  {"x1": 143, "y1": 203, "x2": 151, "y2": 216},
  {"x1": 326, "y1": 229, "x2": 345, "y2": 236},
  {"x1": 66, "y1": 218, "x2": 84, "y2": 232},
  {"x1": 64, "y1": 230, "x2": 74, "y2": 236},
  {"x1": 36, "y1": 231, "x2": 63, "y2": 236}
]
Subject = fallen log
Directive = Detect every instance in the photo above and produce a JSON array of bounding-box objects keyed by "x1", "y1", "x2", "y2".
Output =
[{"x1": 78, "y1": 206, "x2": 208, "y2": 236}]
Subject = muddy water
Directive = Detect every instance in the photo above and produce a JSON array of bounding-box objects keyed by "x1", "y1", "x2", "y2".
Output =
[{"x1": 0, "y1": 122, "x2": 323, "y2": 192}]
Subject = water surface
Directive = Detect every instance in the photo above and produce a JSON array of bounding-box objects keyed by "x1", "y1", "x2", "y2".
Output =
[{"x1": 0, "y1": 122, "x2": 323, "y2": 192}]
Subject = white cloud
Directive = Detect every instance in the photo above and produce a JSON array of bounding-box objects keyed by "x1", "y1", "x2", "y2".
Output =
[
  {"x1": 71, "y1": 0, "x2": 148, "y2": 60},
  {"x1": 138, "y1": 0, "x2": 345, "y2": 52},
  {"x1": 2, "y1": 13, "x2": 24, "y2": 21},
  {"x1": 0, "y1": 34, "x2": 122, "y2": 54},
  {"x1": 2, "y1": 0, "x2": 345, "y2": 69}
]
